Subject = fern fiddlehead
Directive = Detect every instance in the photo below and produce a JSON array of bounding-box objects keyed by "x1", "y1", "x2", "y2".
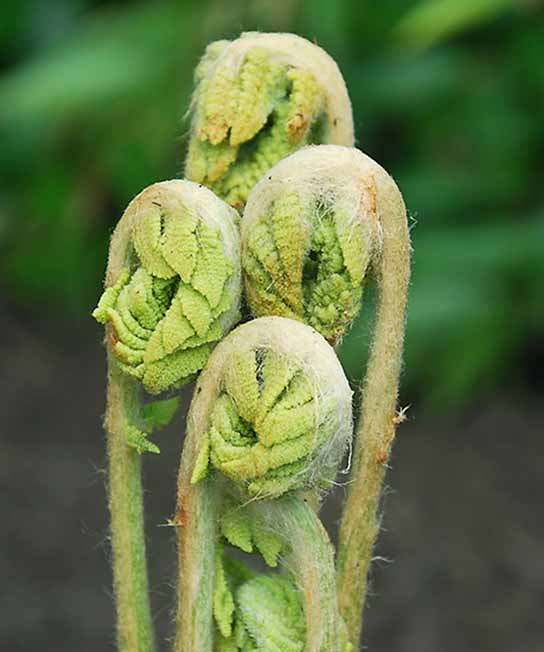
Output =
[
  {"x1": 94, "y1": 179, "x2": 241, "y2": 403},
  {"x1": 185, "y1": 32, "x2": 354, "y2": 209},
  {"x1": 240, "y1": 144, "x2": 411, "y2": 647},
  {"x1": 175, "y1": 317, "x2": 353, "y2": 652},
  {"x1": 241, "y1": 145, "x2": 383, "y2": 346},
  {"x1": 93, "y1": 180, "x2": 241, "y2": 651}
]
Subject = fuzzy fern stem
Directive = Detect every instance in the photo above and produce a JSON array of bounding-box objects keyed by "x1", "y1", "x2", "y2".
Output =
[
  {"x1": 239, "y1": 144, "x2": 411, "y2": 647},
  {"x1": 104, "y1": 359, "x2": 155, "y2": 652},
  {"x1": 335, "y1": 152, "x2": 411, "y2": 648}
]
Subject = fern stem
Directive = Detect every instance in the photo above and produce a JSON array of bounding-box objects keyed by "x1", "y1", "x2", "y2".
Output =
[
  {"x1": 174, "y1": 467, "x2": 219, "y2": 651},
  {"x1": 336, "y1": 154, "x2": 411, "y2": 647},
  {"x1": 105, "y1": 356, "x2": 155, "y2": 652}
]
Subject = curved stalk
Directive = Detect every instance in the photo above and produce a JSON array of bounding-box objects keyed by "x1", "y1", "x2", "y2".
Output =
[
  {"x1": 238, "y1": 144, "x2": 410, "y2": 646},
  {"x1": 336, "y1": 152, "x2": 411, "y2": 647},
  {"x1": 259, "y1": 496, "x2": 346, "y2": 652}
]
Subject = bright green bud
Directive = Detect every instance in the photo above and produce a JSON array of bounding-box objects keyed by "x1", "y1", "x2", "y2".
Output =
[
  {"x1": 186, "y1": 32, "x2": 354, "y2": 210},
  {"x1": 189, "y1": 317, "x2": 352, "y2": 498},
  {"x1": 93, "y1": 180, "x2": 241, "y2": 395},
  {"x1": 242, "y1": 145, "x2": 384, "y2": 345}
]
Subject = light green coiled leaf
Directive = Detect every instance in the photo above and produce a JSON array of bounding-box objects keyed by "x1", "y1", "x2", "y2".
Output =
[
  {"x1": 242, "y1": 145, "x2": 382, "y2": 345},
  {"x1": 189, "y1": 318, "x2": 352, "y2": 498},
  {"x1": 186, "y1": 32, "x2": 354, "y2": 209},
  {"x1": 93, "y1": 180, "x2": 241, "y2": 396}
]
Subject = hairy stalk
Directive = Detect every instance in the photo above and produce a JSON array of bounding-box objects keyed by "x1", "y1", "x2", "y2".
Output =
[
  {"x1": 186, "y1": 32, "x2": 353, "y2": 209},
  {"x1": 175, "y1": 317, "x2": 353, "y2": 652},
  {"x1": 93, "y1": 180, "x2": 240, "y2": 650},
  {"x1": 105, "y1": 359, "x2": 155, "y2": 652},
  {"x1": 335, "y1": 151, "x2": 411, "y2": 647}
]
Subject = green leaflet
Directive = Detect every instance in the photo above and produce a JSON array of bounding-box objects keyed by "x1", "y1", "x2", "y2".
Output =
[
  {"x1": 215, "y1": 571, "x2": 306, "y2": 652},
  {"x1": 220, "y1": 502, "x2": 284, "y2": 567},
  {"x1": 93, "y1": 203, "x2": 236, "y2": 396},
  {"x1": 243, "y1": 192, "x2": 369, "y2": 345},
  {"x1": 192, "y1": 348, "x2": 335, "y2": 497},
  {"x1": 186, "y1": 45, "x2": 326, "y2": 209},
  {"x1": 123, "y1": 396, "x2": 180, "y2": 454}
]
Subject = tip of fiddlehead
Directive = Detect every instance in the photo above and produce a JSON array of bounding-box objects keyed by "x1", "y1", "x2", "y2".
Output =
[
  {"x1": 188, "y1": 316, "x2": 353, "y2": 498},
  {"x1": 185, "y1": 32, "x2": 354, "y2": 209},
  {"x1": 93, "y1": 180, "x2": 241, "y2": 396},
  {"x1": 241, "y1": 145, "x2": 386, "y2": 345}
]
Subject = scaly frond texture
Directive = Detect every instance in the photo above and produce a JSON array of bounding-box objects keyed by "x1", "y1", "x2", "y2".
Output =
[
  {"x1": 185, "y1": 32, "x2": 354, "y2": 209},
  {"x1": 93, "y1": 180, "x2": 241, "y2": 398},
  {"x1": 242, "y1": 145, "x2": 382, "y2": 345},
  {"x1": 189, "y1": 317, "x2": 353, "y2": 497}
]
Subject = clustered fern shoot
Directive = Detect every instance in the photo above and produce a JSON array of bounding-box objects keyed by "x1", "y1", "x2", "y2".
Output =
[{"x1": 93, "y1": 31, "x2": 410, "y2": 652}]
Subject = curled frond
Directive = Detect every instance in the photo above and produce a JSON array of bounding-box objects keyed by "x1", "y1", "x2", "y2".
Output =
[
  {"x1": 93, "y1": 180, "x2": 241, "y2": 395},
  {"x1": 242, "y1": 145, "x2": 391, "y2": 345},
  {"x1": 215, "y1": 571, "x2": 306, "y2": 652},
  {"x1": 188, "y1": 317, "x2": 353, "y2": 498},
  {"x1": 186, "y1": 32, "x2": 354, "y2": 209}
]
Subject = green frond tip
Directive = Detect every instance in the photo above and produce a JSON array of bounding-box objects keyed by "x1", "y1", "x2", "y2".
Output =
[
  {"x1": 93, "y1": 180, "x2": 241, "y2": 395},
  {"x1": 216, "y1": 572, "x2": 306, "y2": 652},
  {"x1": 125, "y1": 425, "x2": 160, "y2": 455},
  {"x1": 186, "y1": 32, "x2": 354, "y2": 209},
  {"x1": 242, "y1": 146, "x2": 381, "y2": 345},
  {"x1": 220, "y1": 502, "x2": 284, "y2": 567},
  {"x1": 214, "y1": 547, "x2": 235, "y2": 638},
  {"x1": 215, "y1": 557, "x2": 354, "y2": 652}
]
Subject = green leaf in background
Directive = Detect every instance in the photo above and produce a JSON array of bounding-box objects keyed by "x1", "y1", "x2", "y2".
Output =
[{"x1": 392, "y1": 0, "x2": 516, "y2": 51}]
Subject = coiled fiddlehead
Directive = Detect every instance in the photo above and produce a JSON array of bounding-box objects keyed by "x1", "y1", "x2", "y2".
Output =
[
  {"x1": 175, "y1": 317, "x2": 353, "y2": 652},
  {"x1": 94, "y1": 179, "x2": 241, "y2": 400},
  {"x1": 93, "y1": 180, "x2": 241, "y2": 652},
  {"x1": 185, "y1": 32, "x2": 354, "y2": 209},
  {"x1": 241, "y1": 145, "x2": 383, "y2": 346}
]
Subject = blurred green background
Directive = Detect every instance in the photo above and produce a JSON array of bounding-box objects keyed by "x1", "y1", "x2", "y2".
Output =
[
  {"x1": 1, "y1": 0, "x2": 543, "y2": 404},
  {"x1": 1, "y1": 1, "x2": 543, "y2": 651}
]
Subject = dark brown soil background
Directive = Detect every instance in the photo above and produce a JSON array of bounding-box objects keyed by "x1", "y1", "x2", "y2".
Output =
[{"x1": 2, "y1": 307, "x2": 542, "y2": 651}]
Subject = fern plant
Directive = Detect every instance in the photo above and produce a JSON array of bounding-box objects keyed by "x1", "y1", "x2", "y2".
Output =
[{"x1": 94, "y1": 32, "x2": 410, "y2": 652}]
